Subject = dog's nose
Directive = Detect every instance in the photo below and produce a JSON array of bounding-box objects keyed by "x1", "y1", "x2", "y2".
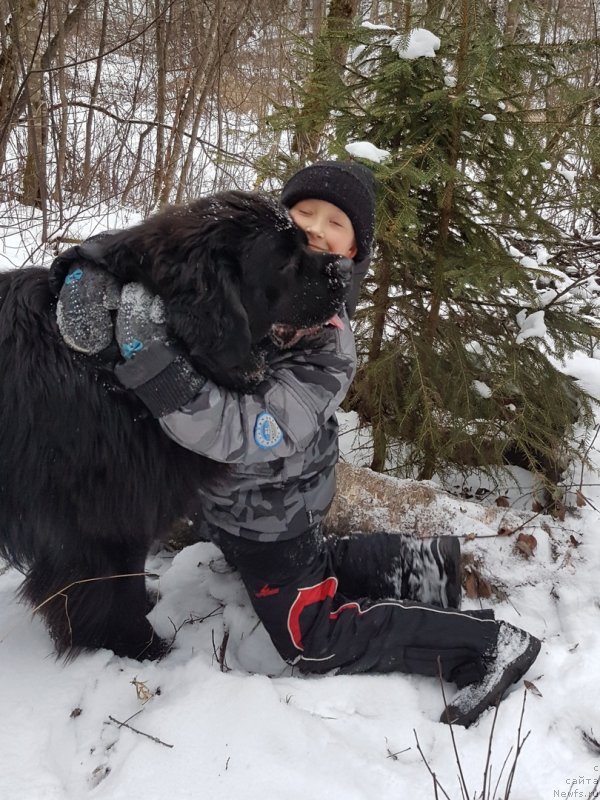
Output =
[{"x1": 334, "y1": 256, "x2": 353, "y2": 287}]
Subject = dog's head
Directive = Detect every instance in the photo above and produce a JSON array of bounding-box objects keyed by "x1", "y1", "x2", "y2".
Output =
[{"x1": 107, "y1": 191, "x2": 352, "y2": 389}]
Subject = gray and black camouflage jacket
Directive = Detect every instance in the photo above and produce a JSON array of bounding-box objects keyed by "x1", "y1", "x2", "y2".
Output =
[{"x1": 160, "y1": 315, "x2": 357, "y2": 542}]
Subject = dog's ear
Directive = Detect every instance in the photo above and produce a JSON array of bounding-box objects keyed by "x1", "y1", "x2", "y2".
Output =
[
  {"x1": 102, "y1": 232, "x2": 155, "y2": 284},
  {"x1": 165, "y1": 249, "x2": 254, "y2": 374},
  {"x1": 48, "y1": 232, "x2": 126, "y2": 295}
]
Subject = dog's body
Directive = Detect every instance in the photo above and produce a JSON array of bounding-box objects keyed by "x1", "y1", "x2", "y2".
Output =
[{"x1": 0, "y1": 191, "x2": 350, "y2": 659}]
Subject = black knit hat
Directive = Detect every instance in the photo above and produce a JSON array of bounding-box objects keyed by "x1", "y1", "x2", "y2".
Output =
[{"x1": 281, "y1": 160, "x2": 376, "y2": 261}]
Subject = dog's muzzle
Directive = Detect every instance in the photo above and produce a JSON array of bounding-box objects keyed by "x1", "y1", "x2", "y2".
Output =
[{"x1": 333, "y1": 256, "x2": 353, "y2": 291}]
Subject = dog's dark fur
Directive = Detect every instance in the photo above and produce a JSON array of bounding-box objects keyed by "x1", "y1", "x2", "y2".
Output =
[{"x1": 0, "y1": 191, "x2": 351, "y2": 660}]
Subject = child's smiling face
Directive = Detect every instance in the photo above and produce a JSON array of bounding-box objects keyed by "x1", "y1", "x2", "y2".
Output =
[{"x1": 289, "y1": 198, "x2": 357, "y2": 260}]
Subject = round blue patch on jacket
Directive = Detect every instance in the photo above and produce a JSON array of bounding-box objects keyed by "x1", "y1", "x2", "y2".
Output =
[{"x1": 254, "y1": 412, "x2": 283, "y2": 449}]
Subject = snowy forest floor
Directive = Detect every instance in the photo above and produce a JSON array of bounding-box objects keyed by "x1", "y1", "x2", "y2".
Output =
[{"x1": 1, "y1": 408, "x2": 600, "y2": 800}]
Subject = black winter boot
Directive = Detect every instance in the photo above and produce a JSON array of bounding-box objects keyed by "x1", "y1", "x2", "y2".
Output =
[
  {"x1": 423, "y1": 535, "x2": 462, "y2": 609},
  {"x1": 440, "y1": 621, "x2": 541, "y2": 728},
  {"x1": 398, "y1": 535, "x2": 462, "y2": 609},
  {"x1": 328, "y1": 532, "x2": 462, "y2": 609}
]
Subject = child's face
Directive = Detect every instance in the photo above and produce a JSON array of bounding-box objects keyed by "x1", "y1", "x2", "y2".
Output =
[{"x1": 289, "y1": 198, "x2": 357, "y2": 260}]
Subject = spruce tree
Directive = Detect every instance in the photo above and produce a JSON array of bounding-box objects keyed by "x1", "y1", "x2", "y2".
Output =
[{"x1": 265, "y1": 2, "x2": 600, "y2": 499}]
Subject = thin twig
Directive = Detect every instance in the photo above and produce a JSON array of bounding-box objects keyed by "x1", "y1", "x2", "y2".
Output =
[
  {"x1": 107, "y1": 716, "x2": 173, "y2": 748},
  {"x1": 586, "y1": 773, "x2": 600, "y2": 800},
  {"x1": 509, "y1": 510, "x2": 544, "y2": 536},
  {"x1": 165, "y1": 604, "x2": 225, "y2": 649},
  {"x1": 31, "y1": 572, "x2": 159, "y2": 616},
  {"x1": 0, "y1": 572, "x2": 160, "y2": 647},
  {"x1": 460, "y1": 508, "x2": 543, "y2": 541},
  {"x1": 219, "y1": 630, "x2": 230, "y2": 672},
  {"x1": 492, "y1": 746, "x2": 514, "y2": 800},
  {"x1": 503, "y1": 691, "x2": 531, "y2": 798},
  {"x1": 211, "y1": 628, "x2": 231, "y2": 672},
  {"x1": 437, "y1": 657, "x2": 471, "y2": 800},
  {"x1": 581, "y1": 729, "x2": 600, "y2": 754},
  {"x1": 486, "y1": 764, "x2": 493, "y2": 800},
  {"x1": 481, "y1": 699, "x2": 502, "y2": 800},
  {"x1": 385, "y1": 736, "x2": 411, "y2": 760},
  {"x1": 413, "y1": 729, "x2": 452, "y2": 800},
  {"x1": 119, "y1": 709, "x2": 145, "y2": 726}
]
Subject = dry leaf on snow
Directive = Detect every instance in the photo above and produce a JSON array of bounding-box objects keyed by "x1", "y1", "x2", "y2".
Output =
[
  {"x1": 464, "y1": 568, "x2": 493, "y2": 599},
  {"x1": 524, "y1": 679, "x2": 543, "y2": 697},
  {"x1": 515, "y1": 532, "x2": 537, "y2": 558}
]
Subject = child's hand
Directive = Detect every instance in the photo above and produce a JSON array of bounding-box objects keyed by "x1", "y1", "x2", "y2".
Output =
[
  {"x1": 57, "y1": 265, "x2": 120, "y2": 354},
  {"x1": 115, "y1": 283, "x2": 170, "y2": 359}
]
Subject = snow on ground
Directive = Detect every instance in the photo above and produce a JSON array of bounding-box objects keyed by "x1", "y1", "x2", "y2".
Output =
[{"x1": 2, "y1": 431, "x2": 600, "y2": 799}]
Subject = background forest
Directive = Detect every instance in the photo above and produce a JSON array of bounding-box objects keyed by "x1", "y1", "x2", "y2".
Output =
[
  {"x1": 2, "y1": 4, "x2": 600, "y2": 799},
  {"x1": 1, "y1": 0, "x2": 599, "y2": 497}
]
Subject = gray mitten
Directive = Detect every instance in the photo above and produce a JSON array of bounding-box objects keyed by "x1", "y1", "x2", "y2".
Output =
[
  {"x1": 57, "y1": 266, "x2": 121, "y2": 354},
  {"x1": 115, "y1": 283, "x2": 169, "y2": 359},
  {"x1": 113, "y1": 283, "x2": 206, "y2": 417}
]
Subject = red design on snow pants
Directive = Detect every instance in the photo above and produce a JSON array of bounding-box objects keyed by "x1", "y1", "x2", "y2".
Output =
[{"x1": 215, "y1": 527, "x2": 498, "y2": 681}]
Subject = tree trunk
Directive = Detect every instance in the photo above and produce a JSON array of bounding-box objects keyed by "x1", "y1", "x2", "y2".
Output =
[
  {"x1": 313, "y1": 0, "x2": 324, "y2": 39},
  {"x1": 20, "y1": 0, "x2": 45, "y2": 209},
  {"x1": 0, "y1": 0, "x2": 92, "y2": 205},
  {"x1": 82, "y1": 0, "x2": 110, "y2": 191},
  {"x1": 48, "y1": 0, "x2": 68, "y2": 221},
  {"x1": 419, "y1": 0, "x2": 472, "y2": 479},
  {"x1": 504, "y1": 0, "x2": 522, "y2": 43},
  {"x1": 292, "y1": 0, "x2": 359, "y2": 162},
  {"x1": 157, "y1": 0, "x2": 223, "y2": 206},
  {"x1": 386, "y1": 1, "x2": 407, "y2": 26},
  {"x1": 152, "y1": 0, "x2": 169, "y2": 208},
  {"x1": 367, "y1": 241, "x2": 394, "y2": 472},
  {"x1": 176, "y1": 0, "x2": 253, "y2": 203},
  {"x1": 0, "y1": 10, "x2": 19, "y2": 173}
]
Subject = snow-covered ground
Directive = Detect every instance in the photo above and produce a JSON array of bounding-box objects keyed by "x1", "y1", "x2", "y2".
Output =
[{"x1": 2, "y1": 409, "x2": 600, "y2": 799}]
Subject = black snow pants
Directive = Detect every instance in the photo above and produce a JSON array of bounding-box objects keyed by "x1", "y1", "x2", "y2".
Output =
[{"x1": 211, "y1": 526, "x2": 499, "y2": 687}]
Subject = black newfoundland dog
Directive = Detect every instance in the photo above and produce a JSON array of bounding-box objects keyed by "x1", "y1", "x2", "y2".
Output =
[{"x1": 0, "y1": 191, "x2": 351, "y2": 660}]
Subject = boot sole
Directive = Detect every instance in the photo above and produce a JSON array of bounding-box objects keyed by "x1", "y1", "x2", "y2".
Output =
[{"x1": 441, "y1": 635, "x2": 541, "y2": 728}]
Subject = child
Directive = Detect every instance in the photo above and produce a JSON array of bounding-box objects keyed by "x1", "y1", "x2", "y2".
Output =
[{"x1": 54, "y1": 161, "x2": 540, "y2": 727}]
